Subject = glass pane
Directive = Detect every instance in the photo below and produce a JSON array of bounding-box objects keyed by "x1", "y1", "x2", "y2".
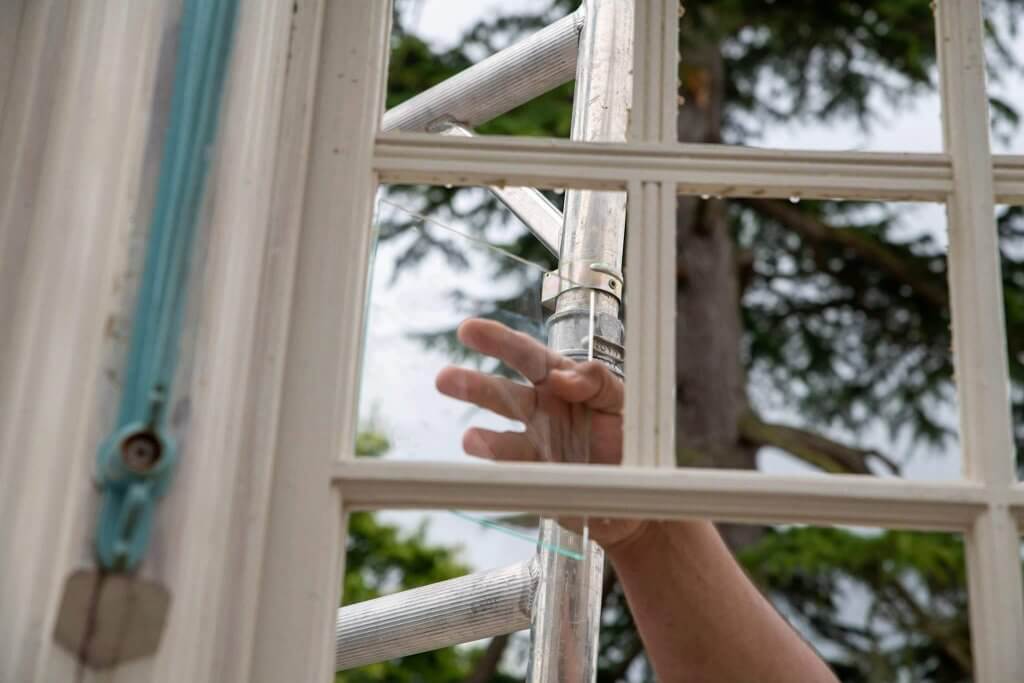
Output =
[
  {"x1": 677, "y1": 197, "x2": 961, "y2": 479},
  {"x1": 385, "y1": 0, "x2": 575, "y2": 137},
  {"x1": 677, "y1": 3, "x2": 943, "y2": 152},
  {"x1": 985, "y1": 6, "x2": 1024, "y2": 153},
  {"x1": 338, "y1": 508, "x2": 971, "y2": 681},
  {"x1": 360, "y1": 184, "x2": 546, "y2": 463},
  {"x1": 358, "y1": 183, "x2": 626, "y2": 471},
  {"x1": 389, "y1": 2, "x2": 952, "y2": 152}
]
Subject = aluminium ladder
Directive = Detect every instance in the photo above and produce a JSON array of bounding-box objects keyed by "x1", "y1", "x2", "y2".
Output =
[{"x1": 337, "y1": 2, "x2": 633, "y2": 680}]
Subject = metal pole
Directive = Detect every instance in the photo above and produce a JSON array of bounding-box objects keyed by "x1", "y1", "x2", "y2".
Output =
[
  {"x1": 545, "y1": 0, "x2": 630, "y2": 372},
  {"x1": 439, "y1": 122, "x2": 563, "y2": 255},
  {"x1": 335, "y1": 559, "x2": 537, "y2": 671},
  {"x1": 382, "y1": 9, "x2": 584, "y2": 134},
  {"x1": 531, "y1": 1, "x2": 633, "y2": 681}
]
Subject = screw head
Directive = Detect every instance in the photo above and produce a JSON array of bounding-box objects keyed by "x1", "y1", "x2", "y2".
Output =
[{"x1": 120, "y1": 432, "x2": 163, "y2": 473}]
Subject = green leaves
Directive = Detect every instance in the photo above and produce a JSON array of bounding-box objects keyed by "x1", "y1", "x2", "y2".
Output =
[
  {"x1": 339, "y1": 509, "x2": 478, "y2": 681},
  {"x1": 738, "y1": 199, "x2": 960, "y2": 450},
  {"x1": 741, "y1": 528, "x2": 972, "y2": 683},
  {"x1": 340, "y1": 434, "x2": 479, "y2": 681}
]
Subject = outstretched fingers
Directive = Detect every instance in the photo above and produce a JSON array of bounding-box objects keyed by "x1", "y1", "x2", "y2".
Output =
[
  {"x1": 456, "y1": 318, "x2": 571, "y2": 384},
  {"x1": 463, "y1": 427, "x2": 540, "y2": 462},
  {"x1": 435, "y1": 366, "x2": 536, "y2": 422}
]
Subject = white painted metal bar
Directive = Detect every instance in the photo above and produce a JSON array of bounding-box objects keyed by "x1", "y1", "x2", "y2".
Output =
[
  {"x1": 246, "y1": 2, "x2": 391, "y2": 681},
  {"x1": 936, "y1": 1, "x2": 1024, "y2": 681},
  {"x1": 335, "y1": 560, "x2": 537, "y2": 671},
  {"x1": 332, "y1": 460, "x2": 989, "y2": 531},
  {"x1": 375, "y1": 133, "x2": 958, "y2": 201},
  {"x1": 381, "y1": 9, "x2": 583, "y2": 134},
  {"x1": 439, "y1": 122, "x2": 563, "y2": 254}
]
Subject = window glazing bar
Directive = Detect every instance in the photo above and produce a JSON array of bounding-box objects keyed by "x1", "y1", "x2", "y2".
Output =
[
  {"x1": 374, "y1": 133, "x2": 958, "y2": 201},
  {"x1": 332, "y1": 459, "x2": 990, "y2": 531}
]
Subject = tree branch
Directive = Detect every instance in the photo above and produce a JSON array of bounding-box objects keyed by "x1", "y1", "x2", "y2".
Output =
[
  {"x1": 740, "y1": 198, "x2": 1024, "y2": 366},
  {"x1": 465, "y1": 634, "x2": 510, "y2": 683},
  {"x1": 738, "y1": 197, "x2": 949, "y2": 310},
  {"x1": 884, "y1": 580, "x2": 972, "y2": 673},
  {"x1": 739, "y1": 410, "x2": 900, "y2": 475}
]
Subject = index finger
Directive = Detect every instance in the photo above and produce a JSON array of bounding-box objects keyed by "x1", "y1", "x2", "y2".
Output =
[{"x1": 457, "y1": 319, "x2": 573, "y2": 384}]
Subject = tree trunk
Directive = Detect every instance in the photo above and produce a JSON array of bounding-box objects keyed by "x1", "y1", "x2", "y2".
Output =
[{"x1": 674, "y1": 42, "x2": 762, "y2": 549}]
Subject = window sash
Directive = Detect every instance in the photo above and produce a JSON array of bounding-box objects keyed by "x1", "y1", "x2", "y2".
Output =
[{"x1": 253, "y1": 1, "x2": 1024, "y2": 680}]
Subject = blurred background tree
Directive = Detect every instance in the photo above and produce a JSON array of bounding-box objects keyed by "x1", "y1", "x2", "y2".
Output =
[{"x1": 342, "y1": 1, "x2": 1024, "y2": 680}]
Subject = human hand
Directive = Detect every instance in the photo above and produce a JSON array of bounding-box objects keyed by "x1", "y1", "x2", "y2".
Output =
[{"x1": 435, "y1": 318, "x2": 646, "y2": 550}]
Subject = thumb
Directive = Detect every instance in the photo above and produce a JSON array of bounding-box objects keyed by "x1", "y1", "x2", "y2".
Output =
[{"x1": 544, "y1": 361, "x2": 623, "y2": 413}]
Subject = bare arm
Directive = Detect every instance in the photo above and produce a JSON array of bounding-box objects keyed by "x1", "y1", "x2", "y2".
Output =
[
  {"x1": 606, "y1": 521, "x2": 837, "y2": 682},
  {"x1": 437, "y1": 319, "x2": 838, "y2": 682}
]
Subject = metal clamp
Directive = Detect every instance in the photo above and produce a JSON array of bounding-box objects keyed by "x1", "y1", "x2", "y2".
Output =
[
  {"x1": 540, "y1": 260, "x2": 623, "y2": 310},
  {"x1": 95, "y1": 420, "x2": 177, "y2": 571}
]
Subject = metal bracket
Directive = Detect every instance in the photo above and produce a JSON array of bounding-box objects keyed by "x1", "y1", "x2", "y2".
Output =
[
  {"x1": 541, "y1": 260, "x2": 623, "y2": 310},
  {"x1": 95, "y1": 421, "x2": 177, "y2": 571}
]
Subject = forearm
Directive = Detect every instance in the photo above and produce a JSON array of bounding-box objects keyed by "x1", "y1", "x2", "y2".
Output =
[{"x1": 606, "y1": 520, "x2": 838, "y2": 683}]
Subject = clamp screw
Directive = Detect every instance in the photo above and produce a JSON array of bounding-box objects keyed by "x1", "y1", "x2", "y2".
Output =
[{"x1": 120, "y1": 432, "x2": 163, "y2": 473}]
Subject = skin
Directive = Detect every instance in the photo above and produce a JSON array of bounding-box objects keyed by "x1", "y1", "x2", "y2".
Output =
[{"x1": 436, "y1": 318, "x2": 840, "y2": 683}]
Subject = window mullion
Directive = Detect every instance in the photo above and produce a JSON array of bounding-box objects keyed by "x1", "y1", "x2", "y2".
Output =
[{"x1": 936, "y1": 1, "x2": 1024, "y2": 679}]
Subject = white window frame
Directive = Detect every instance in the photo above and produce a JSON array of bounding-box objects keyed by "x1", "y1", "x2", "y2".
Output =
[
  {"x1": 2, "y1": 1, "x2": 1021, "y2": 681},
  {"x1": 252, "y1": 1, "x2": 1024, "y2": 680},
  {"x1": 322, "y1": 2, "x2": 1023, "y2": 680}
]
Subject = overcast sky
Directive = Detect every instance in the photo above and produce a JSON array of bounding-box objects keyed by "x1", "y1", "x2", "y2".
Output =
[{"x1": 361, "y1": 1, "x2": 1024, "y2": 574}]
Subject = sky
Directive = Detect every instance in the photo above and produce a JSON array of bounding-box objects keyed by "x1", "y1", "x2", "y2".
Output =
[{"x1": 360, "y1": 0, "x2": 1024, "y2": 576}]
